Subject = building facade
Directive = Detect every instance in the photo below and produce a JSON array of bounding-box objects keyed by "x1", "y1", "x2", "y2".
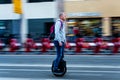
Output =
[
  {"x1": 65, "y1": 0, "x2": 120, "y2": 38},
  {"x1": 1, "y1": 0, "x2": 120, "y2": 43},
  {"x1": 0, "y1": 0, "x2": 58, "y2": 43}
]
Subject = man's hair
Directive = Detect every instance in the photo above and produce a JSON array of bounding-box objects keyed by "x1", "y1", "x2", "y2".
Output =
[{"x1": 59, "y1": 12, "x2": 64, "y2": 17}]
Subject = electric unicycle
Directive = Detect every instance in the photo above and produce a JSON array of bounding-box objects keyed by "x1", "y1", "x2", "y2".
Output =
[{"x1": 51, "y1": 59, "x2": 67, "y2": 77}]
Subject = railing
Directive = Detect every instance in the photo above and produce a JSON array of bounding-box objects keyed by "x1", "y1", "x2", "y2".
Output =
[{"x1": 0, "y1": 38, "x2": 120, "y2": 55}]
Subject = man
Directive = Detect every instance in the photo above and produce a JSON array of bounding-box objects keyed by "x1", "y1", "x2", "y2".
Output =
[{"x1": 53, "y1": 12, "x2": 66, "y2": 72}]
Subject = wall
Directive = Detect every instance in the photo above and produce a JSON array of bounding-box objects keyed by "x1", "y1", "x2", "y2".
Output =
[
  {"x1": 0, "y1": 2, "x2": 57, "y2": 20},
  {"x1": 65, "y1": 0, "x2": 120, "y2": 17}
]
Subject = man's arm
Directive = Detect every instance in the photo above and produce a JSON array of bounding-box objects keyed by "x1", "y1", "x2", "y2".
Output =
[{"x1": 55, "y1": 20, "x2": 62, "y2": 46}]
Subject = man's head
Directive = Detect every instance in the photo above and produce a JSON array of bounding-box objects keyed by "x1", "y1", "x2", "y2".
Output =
[{"x1": 59, "y1": 12, "x2": 66, "y2": 21}]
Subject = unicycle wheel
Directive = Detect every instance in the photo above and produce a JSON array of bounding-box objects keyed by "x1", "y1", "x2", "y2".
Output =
[{"x1": 51, "y1": 60, "x2": 67, "y2": 77}]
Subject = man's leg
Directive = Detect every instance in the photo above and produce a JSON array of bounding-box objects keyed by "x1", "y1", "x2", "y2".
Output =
[
  {"x1": 54, "y1": 41, "x2": 63, "y2": 71},
  {"x1": 61, "y1": 42, "x2": 65, "y2": 60}
]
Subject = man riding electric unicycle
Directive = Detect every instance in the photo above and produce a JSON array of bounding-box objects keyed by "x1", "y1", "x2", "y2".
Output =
[{"x1": 51, "y1": 12, "x2": 67, "y2": 77}]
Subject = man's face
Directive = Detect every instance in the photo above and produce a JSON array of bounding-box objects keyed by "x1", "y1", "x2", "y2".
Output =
[{"x1": 61, "y1": 13, "x2": 66, "y2": 21}]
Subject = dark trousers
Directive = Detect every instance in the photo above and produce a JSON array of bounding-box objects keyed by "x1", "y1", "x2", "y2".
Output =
[{"x1": 54, "y1": 41, "x2": 65, "y2": 69}]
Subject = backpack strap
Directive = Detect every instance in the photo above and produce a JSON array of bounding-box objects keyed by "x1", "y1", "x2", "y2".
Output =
[{"x1": 58, "y1": 20, "x2": 63, "y2": 31}]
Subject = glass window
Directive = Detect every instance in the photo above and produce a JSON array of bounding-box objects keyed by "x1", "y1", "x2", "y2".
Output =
[
  {"x1": 28, "y1": 0, "x2": 54, "y2": 3},
  {"x1": 0, "y1": 0, "x2": 12, "y2": 4},
  {"x1": 0, "y1": 20, "x2": 13, "y2": 44},
  {"x1": 111, "y1": 17, "x2": 120, "y2": 37},
  {"x1": 28, "y1": 18, "x2": 54, "y2": 40},
  {"x1": 67, "y1": 18, "x2": 102, "y2": 37},
  {"x1": 67, "y1": 18, "x2": 102, "y2": 42},
  {"x1": 0, "y1": 21, "x2": 6, "y2": 30}
]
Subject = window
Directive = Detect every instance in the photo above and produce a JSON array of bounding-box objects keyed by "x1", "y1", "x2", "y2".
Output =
[
  {"x1": 0, "y1": 0, "x2": 12, "y2": 4},
  {"x1": 28, "y1": 18, "x2": 54, "y2": 40},
  {"x1": 67, "y1": 18, "x2": 102, "y2": 37},
  {"x1": 0, "y1": 21, "x2": 6, "y2": 30},
  {"x1": 28, "y1": 0, "x2": 54, "y2": 3},
  {"x1": 111, "y1": 17, "x2": 120, "y2": 37}
]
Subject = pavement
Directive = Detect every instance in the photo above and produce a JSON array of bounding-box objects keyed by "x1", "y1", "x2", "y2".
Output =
[{"x1": 0, "y1": 54, "x2": 120, "y2": 80}]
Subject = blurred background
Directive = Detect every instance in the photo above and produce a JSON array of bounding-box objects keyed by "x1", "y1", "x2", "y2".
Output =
[
  {"x1": 0, "y1": 0, "x2": 120, "y2": 44},
  {"x1": 0, "y1": 0, "x2": 120, "y2": 43}
]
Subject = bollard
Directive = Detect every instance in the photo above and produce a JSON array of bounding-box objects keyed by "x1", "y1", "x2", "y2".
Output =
[
  {"x1": 9, "y1": 39, "x2": 19, "y2": 52},
  {"x1": 112, "y1": 37, "x2": 120, "y2": 54},
  {"x1": 75, "y1": 38, "x2": 83, "y2": 53},
  {"x1": 41, "y1": 38, "x2": 51, "y2": 52},
  {"x1": 94, "y1": 38, "x2": 108, "y2": 54},
  {"x1": 75, "y1": 38, "x2": 90, "y2": 53},
  {"x1": 25, "y1": 38, "x2": 34, "y2": 52}
]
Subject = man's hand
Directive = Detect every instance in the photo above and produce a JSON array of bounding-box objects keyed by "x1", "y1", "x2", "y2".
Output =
[{"x1": 59, "y1": 42, "x2": 62, "y2": 46}]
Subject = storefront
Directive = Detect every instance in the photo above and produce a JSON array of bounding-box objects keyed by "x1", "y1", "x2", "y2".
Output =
[
  {"x1": 65, "y1": 0, "x2": 120, "y2": 40},
  {"x1": 66, "y1": 12, "x2": 102, "y2": 42},
  {"x1": 67, "y1": 18, "x2": 102, "y2": 37}
]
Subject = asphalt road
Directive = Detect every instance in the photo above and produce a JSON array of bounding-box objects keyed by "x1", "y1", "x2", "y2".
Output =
[{"x1": 0, "y1": 54, "x2": 120, "y2": 80}]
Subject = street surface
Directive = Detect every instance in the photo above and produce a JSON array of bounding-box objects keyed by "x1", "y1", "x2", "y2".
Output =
[{"x1": 0, "y1": 54, "x2": 120, "y2": 80}]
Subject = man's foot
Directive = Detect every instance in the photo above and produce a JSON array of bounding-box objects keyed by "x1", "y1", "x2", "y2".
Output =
[
  {"x1": 53, "y1": 67, "x2": 60, "y2": 73},
  {"x1": 53, "y1": 67, "x2": 57, "y2": 71}
]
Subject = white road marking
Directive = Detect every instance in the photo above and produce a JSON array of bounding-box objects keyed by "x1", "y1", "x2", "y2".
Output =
[
  {"x1": 0, "y1": 63, "x2": 120, "y2": 68},
  {"x1": 0, "y1": 69, "x2": 50, "y2": 72},
  {"x1": 0, "y1": 72, "x2": 10, "y2": 74},
  {"x1": 70, "y1": 73, "x2": 103, "y2": 76},
  {"x1": 0, "y1": 78, "x2": 70, "y2": 80},
  {"x1": 0, "y1": 69, "x2": 120, "y2": 73}
]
